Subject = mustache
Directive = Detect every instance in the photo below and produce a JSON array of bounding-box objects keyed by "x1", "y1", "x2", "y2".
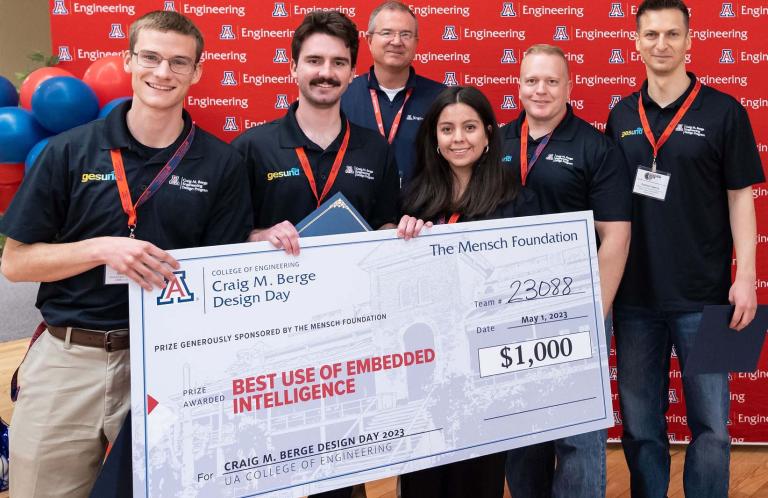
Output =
[{"x1": 309, "y1": 77, "x2": 341, "y2": 87}]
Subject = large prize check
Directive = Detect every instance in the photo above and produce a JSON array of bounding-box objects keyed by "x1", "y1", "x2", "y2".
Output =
[{"x1": 129, "y1": 211, "x2": 613, "y2": 497}]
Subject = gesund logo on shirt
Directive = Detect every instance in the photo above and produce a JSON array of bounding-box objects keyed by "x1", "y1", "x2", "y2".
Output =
[
  {"x1": 620, "y1": 127, "x2": 643, "y2": 139},
  {"x1": 81, "y1": 172, "x2": 116, "y2": 182},
  {"x1": 266, "y1": 167, "x2": 300, "y2": 181}
]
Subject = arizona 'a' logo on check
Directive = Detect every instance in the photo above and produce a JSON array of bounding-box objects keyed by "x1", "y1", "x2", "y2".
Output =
[{"x1": 157, "y1": 271, "x2": 195, "y2": 305}]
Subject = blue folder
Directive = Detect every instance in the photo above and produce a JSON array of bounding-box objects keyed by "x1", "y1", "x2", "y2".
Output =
[{"x1": 295, "y1": 192, "x2": 371, "y2": 236}]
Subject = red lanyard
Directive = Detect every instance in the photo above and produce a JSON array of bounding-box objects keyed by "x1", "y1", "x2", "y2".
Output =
[
  {"x1": 369, "y1": 88, "x2": 412, "y2": 144},
  {"x1": 447, "y1": 213, "x2": 460, "y2": 224},
  {"x1": 294, "y1": 120, "x2": 351, "y2": 207},
  {"x1": 519, "y1": 118, "x2": 556, "y2": 186},
  {"x1": 638, "y1": 79, "x2": 701, "y2": 171},
  {"x1": 110, "y1": 124, "x2": 195, "y2": 238}
]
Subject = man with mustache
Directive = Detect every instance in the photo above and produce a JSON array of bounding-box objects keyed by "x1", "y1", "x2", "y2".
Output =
[
  {"x1": 341, "y1": 1, "x2": 444, "y2": 186},
  {"x1": 233, "y1": 11, "x2": 399, "y2": 259},
  {"x1": 232, "y1": 14, "x2": 399, "y2": 496}
]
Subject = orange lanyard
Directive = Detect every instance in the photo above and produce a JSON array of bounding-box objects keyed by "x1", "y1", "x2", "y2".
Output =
[
  {"x1": 447, "y1": 213, "x2": 460, "y2": 224},
  {"x1": 638, "y1": 79, "x2": 701, "y2": 171},
  {"x1": 294, "y1": 120, "x2": 351, "y2": 207},
  {"x1": 519, "y1": 118, "x2": 555, "y2": 186},
  {"x1": 370, "y1": 87, "x2": 412, "y2": 144},
  {"x1": 110, "y1": 125, "x2": 195, "y2": 238}
]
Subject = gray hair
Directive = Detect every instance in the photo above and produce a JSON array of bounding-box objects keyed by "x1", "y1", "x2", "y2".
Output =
[{"x1": 367, "y1": 1, "x2": 418, "y2": 35}]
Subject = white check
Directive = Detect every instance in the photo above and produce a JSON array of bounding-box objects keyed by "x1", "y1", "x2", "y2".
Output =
[{"x1": 129, "y1": 211, "x2": 613, "y2": 497}]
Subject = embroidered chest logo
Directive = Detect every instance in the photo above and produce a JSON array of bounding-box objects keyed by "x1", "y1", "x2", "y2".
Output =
[
  {"x1": 266, "y1": 167, "x2": 300, "y2": 181},
  {"x1": 168, "y1": 175, "x2": 209, "y2": 192},
  {"x1": 81, "y1": 172, "x2": 116, "y2": 183},
  {"x1": 344, "y1": 165, "x2": 374, "y2": 180},
  {"x1": 675, "y1": 123, "x2": 706, "y2": 138},
  {"x1": 545, "y1": 153, "x2": 574, "y2": 166}
]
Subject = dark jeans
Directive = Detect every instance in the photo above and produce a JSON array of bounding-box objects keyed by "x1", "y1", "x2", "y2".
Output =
[{"x1": 614, "y1": 306, "x2": 730, "y2": 498}]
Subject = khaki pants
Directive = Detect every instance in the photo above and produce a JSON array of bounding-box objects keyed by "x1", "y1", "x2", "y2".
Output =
[{"x1": 10, "y1": 330, "x2": 130, "y2": 498}]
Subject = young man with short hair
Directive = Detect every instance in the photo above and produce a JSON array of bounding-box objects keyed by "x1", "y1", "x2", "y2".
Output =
[
  {"x1": 233, "y1": 11, "x2": 399, "y2": 255},
  {"x1": 501, "y1": 44, "x2": 632, "y2": 498},
  {"x1": 232, "y1": 11, "x2": 399, "y2": 498},
  {"x1": 0, "y1": 11, "x2": 252, "y2": 497},
  {"x1": 341, "y1": 1, "x2": 444, "y2": 185},
  {"x1": 607, "y1": 1, "x2": 763, "y2": 496}
]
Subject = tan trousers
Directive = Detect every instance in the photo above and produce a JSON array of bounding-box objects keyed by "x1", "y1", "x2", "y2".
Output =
[{"x1": 10, "y1": 330, "x2": 130, "y2": 498}]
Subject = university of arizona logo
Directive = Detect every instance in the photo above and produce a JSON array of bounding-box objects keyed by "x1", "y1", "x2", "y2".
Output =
[
  {"x1": 157, "y1": 271, "x2": 195, "y2": 305},
  {"x1": 608, "y1": 3, "x2": 624, "y2": 17},
  {"x1": 57, "y1": 46, "x2": 73, "y2": 62},
  {"x1": 52, "y1": 0, "x2": 69, "y2": 15},
  {"x1": 443, "y1": 71, "x2": 458, "y2": 86},
  {"x1": 442, "y1": 25, "x2": 459, "y2": 41},
  {"x1": 671, "y1": 345, "x2": 678, "y2": 357},
  {"x1": 273, "y1": 48, "x2": 289, "y2": 63},
  {"x1": 668, "y1": 433, "x2": 677, "y2": 442},
  {"x1": 272, "y1": 2, "x2": 288, "y2": 17},
  {"x1": 500, "y1": 2, "x2": 517, "y2": 17},
  {"x1": 609, "y1": 49, "x2": 625, "y2": 64},
  {"x1": 501, "y1": 49, "x2": 517, "y2": 64},
  {"x1": 609, "y1": 95, "x2": 621, "y2": 109},
  {"x1": 609, "y1": 367, "x2": 618, "y2": 381},
  {"x1": 221, "y1": 71, "x2": 237, "y2": 86},
  {"x1": 220, "y1": 25, "x2": 236, "y2": 40},
  {"x1": 669, "y1": 389, "x2": 679, "y2": 403},
  {"x1": 275, "y1": 94, "x2": 290, "y2": 109},
  {"x1": 501, "y1": 95, "x2": 517, "y2": 110},
  {"x1": 719, "y1": 48, "x2": 735, "y2": 64},
  {"x1": 720, "y1": 2, "x2": 736, "y2": 17},
  {"x1": 553, "y1": 26, "x2": 569, "y2": 41},
  {"x1": 613, "y1": 411, "x2": 623, "y2": 425},
  {"x1": 109, "y1": 24, "x2": 126, "y2": 39},
  {"x1": 168, "y1": 175, "x2": 180, "y2": 186},
  {"x1": 223, "y1": 117, "x2": 239, "y2": 132},
  {"x1": 163, "y1": 1, "x2": 176, "y2": 11}
]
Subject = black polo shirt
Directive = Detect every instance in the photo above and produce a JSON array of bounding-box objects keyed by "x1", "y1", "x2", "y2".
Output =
[
  {"x1": 0, "y1": 101, "x2": 253, "y2": 330},
  {"x1": 500, "y1": 105, "x2": 632, "y2": 220},
  {"x1": 341, "y1": 66, "x2": 445, "y2": 184},
  {"x1": 231, "y1": 102, "x2": 400, "y2": 230},
  {"x1": 606, "y1": 73, "x2": 764, "y2": 311}
]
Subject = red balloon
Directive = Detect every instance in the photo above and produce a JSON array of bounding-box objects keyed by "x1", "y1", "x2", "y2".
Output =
[
  {"x1": 0, "y1": 162, "x2": 25, "y2": 215},
  {"x1": 19, "y1": 67, "x2": 74, "y2": 110},
  {"x1": 82, "y1": 56, "x2": 132, "y2": 108}
]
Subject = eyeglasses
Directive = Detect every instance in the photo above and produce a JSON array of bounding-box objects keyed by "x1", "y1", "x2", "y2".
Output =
[
  {"x1": 131, "y1": 50, "x2": 197, "y2": 75},
  {"x1": 371, "y1": 30, "x2": 416, "y2": 42}
]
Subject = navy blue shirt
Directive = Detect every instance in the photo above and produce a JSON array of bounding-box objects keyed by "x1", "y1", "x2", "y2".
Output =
[
  {"x1": 500, "y1": 105, "x2": 632, "y2": 221},
  {"x1": 606, "y1": 74, "x2": 764, "y2": 311},
  {"x1": 0, "y1": 101, "x2": 253, "y2": 329},
  {"x1": 231, "y1": 102, "x2": 400, "y2": 231},
  {"x1": 341, "y1": 66, "x2": 444, "y2": 184}
]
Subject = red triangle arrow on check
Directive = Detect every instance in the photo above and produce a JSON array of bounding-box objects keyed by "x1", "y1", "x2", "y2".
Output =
[{"x1": 147, "y1": 395, "x2": 159, "y2": 414}]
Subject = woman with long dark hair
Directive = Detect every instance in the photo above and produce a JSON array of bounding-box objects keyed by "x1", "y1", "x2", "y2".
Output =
[{"x1": 397, "y1": 86, "x2": 539, "y2": 496}]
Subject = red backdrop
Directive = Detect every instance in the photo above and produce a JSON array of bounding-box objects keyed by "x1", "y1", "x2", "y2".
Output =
[{"x1": 48, "y1": 0, "x2": 768, "y2": 444}]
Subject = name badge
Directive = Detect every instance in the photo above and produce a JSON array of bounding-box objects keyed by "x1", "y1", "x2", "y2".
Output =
[
  {"x1": 104, "y1": 266, "x2": 129, "y2": 285},
  {"x1": 633, "y1": 166, "x2": 670, "y2": 201}
]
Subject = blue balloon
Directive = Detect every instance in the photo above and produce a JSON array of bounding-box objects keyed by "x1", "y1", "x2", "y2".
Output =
[
  {"x1": 31, "y1": 76, "x2": 99, "y2": 133},
  {"x1": 25, "y1": 138, "x2": 50, "y2": 173},
  {"x1": 0, "y1": 76, "x2": 18, "y2": 108},
  {"x1": 0, "y1": 107, "x2": 48, "y2": 163},
  {"x1": 98, "y1": 96, "x2": 131, "y2": 119}
]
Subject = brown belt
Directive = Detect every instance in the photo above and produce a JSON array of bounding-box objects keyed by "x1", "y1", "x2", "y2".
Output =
[{"x1": 47, "y1": 325, "x2": 130, "y2": 352}]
